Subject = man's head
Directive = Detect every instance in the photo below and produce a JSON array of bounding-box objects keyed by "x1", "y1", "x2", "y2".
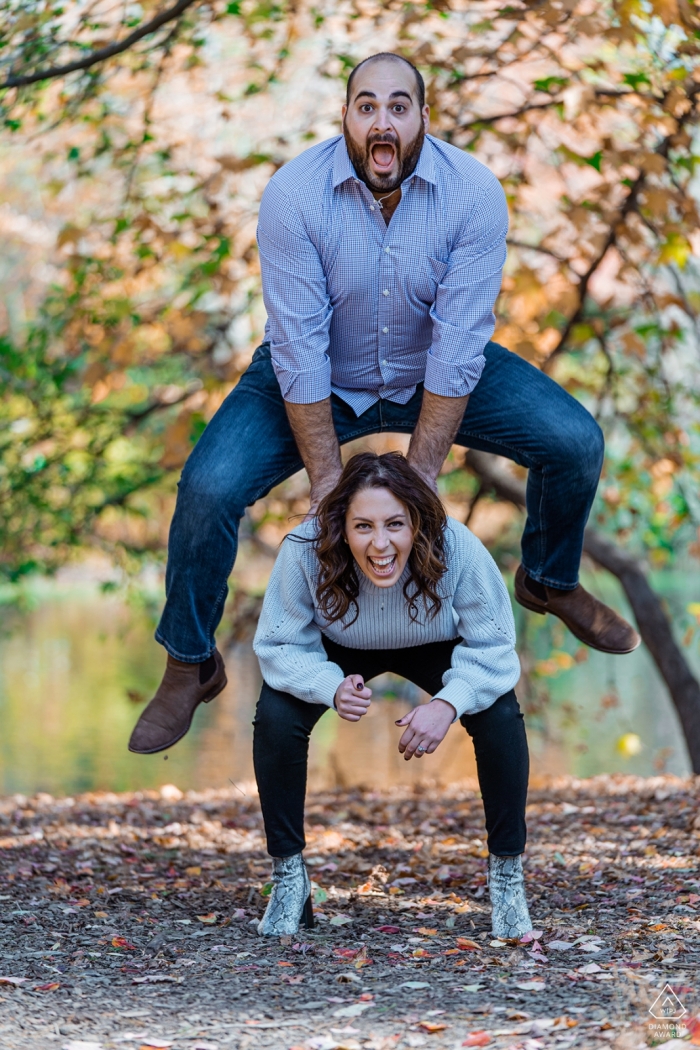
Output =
[{"x1": 342, "y1": 53, "x2": 429, "y2": 195}]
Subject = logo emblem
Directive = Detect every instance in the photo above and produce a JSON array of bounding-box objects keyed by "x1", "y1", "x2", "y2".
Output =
[{"x1": 649, "y1": 984, "x2": 687, "y2": 1021}]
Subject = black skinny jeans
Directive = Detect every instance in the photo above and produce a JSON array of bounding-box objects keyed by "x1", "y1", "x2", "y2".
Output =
[{"x1": 253, "y1": 636, "x2": 529, "y2": 858}]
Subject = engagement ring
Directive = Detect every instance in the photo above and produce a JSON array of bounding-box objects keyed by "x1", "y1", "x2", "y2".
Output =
[{"x1": 417, "y1": 745, "x2": 425, "y2": 753}]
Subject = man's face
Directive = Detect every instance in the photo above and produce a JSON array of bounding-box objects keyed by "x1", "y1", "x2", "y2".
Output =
[{"x1": 342, "y1": 59, "x2": 429, "y2": 194}]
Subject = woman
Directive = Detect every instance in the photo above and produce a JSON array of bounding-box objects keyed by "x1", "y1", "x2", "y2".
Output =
[{"x1": 252, "y1": 451, "x2": 531, "y2": 939}]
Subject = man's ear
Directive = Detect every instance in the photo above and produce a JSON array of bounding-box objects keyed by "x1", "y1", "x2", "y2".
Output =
[
  {"x1": 422, "y1": 104, "x2": 430, "y2": 131},
  {"x1": 341, "y1": 103, "x2": 347, "y2": 122}
]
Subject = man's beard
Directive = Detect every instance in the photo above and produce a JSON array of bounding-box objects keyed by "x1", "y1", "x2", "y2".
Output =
[{"x1": 343, "y1": 122, "x2": 425, "y2": 194}]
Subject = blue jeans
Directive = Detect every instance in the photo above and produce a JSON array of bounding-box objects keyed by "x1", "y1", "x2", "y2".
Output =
[{"x1": 156, "y1": 341, "x2": 604, "y2": 661}]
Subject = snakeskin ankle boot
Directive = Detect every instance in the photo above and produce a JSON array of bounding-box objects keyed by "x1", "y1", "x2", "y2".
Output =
[
  {"x1": 488, "y1": 853, "x2": 532, "y2": 939},
  {"x1": 258, "y1": 853, "x2": 314, "y2": 937}
]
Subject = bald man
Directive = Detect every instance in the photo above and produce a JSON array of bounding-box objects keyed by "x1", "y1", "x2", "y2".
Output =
[{"x1": 129, "y1": 52, "x2": 639, "y2": 756}]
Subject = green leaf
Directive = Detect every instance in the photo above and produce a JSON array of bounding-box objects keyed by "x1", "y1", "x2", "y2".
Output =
[
  {"x1": 226, "y1": 0, "x2": 241, "y2": 11},
  {"x1": 584, "y1": 151, "x2": 602, "y2": 172},
  {"x1": 623, "y1": 72, "x2": 651, "y2": 91},
  {"x1": 533, "y1": 76, "x2": 569, "y2": 94}
]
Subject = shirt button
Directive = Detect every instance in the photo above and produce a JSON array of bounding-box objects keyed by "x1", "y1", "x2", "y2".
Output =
[
  {"x1": 382, "y1": 327, "x2": 388, "y2": 334},
  {"x1": 382, "y1": 289, "x2": 389, "y2": 296},
  {"x1": 384, "y1": 246, "x2": 390, "y2": 253},
  {"x1": 381, "y1": 359, "x2": 388, "y2": 365},
  {"x1": 370, "y1": 205, "x2": 375, "y2": 211}
]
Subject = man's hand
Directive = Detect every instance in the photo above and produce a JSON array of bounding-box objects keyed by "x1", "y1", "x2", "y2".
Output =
[
  {"x1": 395, "y1": 698, "x2": 456, "y2": 760},
  {"x1": 284, "y1": 399, "x2": 343, "y2": 519},
  {"x1": 407, "y1": 390, "x2": 469, "y2": 491},
  {"x1": 334, "y1": 675, "x2": 372, "y2": 721}
]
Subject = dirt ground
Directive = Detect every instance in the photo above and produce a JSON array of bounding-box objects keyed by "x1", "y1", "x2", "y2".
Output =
[{"x1": 0, "y1": 774, "x2": 698, "y2": 1050}]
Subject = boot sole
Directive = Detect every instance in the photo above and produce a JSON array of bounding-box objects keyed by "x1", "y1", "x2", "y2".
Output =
[
  {"x1": 128, "y1": 675, "x2": 228, "y2": 755},
  {"x1": 514, "y1": 591, "x2": 641, "y2": 655}
]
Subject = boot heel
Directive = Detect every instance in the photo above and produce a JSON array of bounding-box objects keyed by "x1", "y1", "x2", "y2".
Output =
[{"x1": 301, "y1": 893, "x2": 314, "y2": 930}]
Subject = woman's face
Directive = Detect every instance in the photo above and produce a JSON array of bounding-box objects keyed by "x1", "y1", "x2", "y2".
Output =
[{"x1": 345, "y1": 486, "x2": 414, "y2": 587}]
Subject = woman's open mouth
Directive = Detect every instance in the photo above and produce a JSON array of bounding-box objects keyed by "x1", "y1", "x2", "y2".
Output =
[
  {"x1": 367, "y1": 554, "x2": 397, "y2": 577},
  {"x1": 370, "y1": 141, "x2": 397, "y2": 174}
]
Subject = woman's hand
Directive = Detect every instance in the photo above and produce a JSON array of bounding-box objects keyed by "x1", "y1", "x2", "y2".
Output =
[
  {"x1": 334, "y1": 675, "x2": 372, "y2": 721},
  {"x1": 395, "y1": 698, "x2": 456, "y2": 760}
]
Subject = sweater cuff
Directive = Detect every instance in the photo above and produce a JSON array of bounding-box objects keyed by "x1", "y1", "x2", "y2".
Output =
[
  {"x1": 309, "y1": 664, "x2": 346, "y2": 708},
  {"x1": 433, "y1": 678, "x2": 479, "y2": 720}
]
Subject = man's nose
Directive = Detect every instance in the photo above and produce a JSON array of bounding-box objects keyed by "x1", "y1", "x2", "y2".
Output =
[{"x1": 371, "y1": 107, "x2": 395, "y2": 134}]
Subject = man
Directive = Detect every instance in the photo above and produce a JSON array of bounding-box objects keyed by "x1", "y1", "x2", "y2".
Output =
[{"x1": 129, "y1": 52, "x2": 639, "y2": 756}]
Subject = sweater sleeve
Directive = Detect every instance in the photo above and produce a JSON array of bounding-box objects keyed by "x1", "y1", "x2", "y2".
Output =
[
  {"x1": 253, "y1": 533, "x2": 346, "y2": 707},
  {"x1": 433, "y1": 527, "x2": 520, "y2": 719}
]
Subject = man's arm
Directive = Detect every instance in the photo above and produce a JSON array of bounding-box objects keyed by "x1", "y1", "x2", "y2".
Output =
[
  {"x1": 407, "y1": 390, "x2": 469, "y2": 490},
  {"x1": 285, "y1": 398, "x2": 343, "y2": 513}
]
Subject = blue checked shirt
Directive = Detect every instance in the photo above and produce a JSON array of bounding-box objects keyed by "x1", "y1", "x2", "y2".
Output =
[{"x1": 257, "y1": 134, "x2": 508, "y2": 417}]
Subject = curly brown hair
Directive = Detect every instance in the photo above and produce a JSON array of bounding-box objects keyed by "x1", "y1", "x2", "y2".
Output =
[{"x1": 311, "y1": 451, "x2": 448, "y2": 627}]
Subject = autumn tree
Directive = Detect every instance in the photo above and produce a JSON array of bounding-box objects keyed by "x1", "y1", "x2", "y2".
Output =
[{"x1": 2, "y1": 0, "x2": 700, "y2": 762}]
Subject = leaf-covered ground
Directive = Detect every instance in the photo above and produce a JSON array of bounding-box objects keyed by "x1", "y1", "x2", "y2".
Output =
[{"x1": 0, "y1": 775, "x2": 698, "y2": 1050}]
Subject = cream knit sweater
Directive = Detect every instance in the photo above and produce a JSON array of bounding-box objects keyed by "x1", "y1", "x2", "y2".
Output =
[{"x1": 253, "y1": 517, "x2": 520, "y2": 719}]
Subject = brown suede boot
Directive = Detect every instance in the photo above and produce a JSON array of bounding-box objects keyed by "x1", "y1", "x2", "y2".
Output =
[
  {"x1": 514, "y1": 565, "x2": 640, "y2": 655},
  {"x1": 128, "y1": 651, "x2": 227, "y2": 754}
]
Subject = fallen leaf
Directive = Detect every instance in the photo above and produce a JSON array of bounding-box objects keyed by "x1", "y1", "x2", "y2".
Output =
[
  {"x1": 111, "y1": 936, "x2": 136, "y2": 950},
  {"x1": 329, "y1": 914, "x2": 353, "y2": 926},
  {"x1": 196, "y1": 913, "x2": 217, "y2": 924},
  {"x1": 93, "y1": 911, "x2": 108, "y2": 919},
  {"x1": 138, "y1": 1040, "x2": 173, "y2": 1049},
  {"x1": 547, "y1": 940, "x2": 576, "y2": 950},
  {"x1": 62, "y1": 1042, "x2": 104, "y2": 1050},
  {"x1": 35, "y1": 981, "x2": 61, "y2": 991},
  {"x1": 415, "y1": 927, "x2": 437, "y2": 936},
  {"x1": 185, "y1": 866, "x2": 201, "y2": 876},
  {"x1": 455, "y1": 937, "x2": 481, "y2": 951},
  {"x1": 418, "y1": 1020, "x2": 448, "y2": 1032},
  {"x1": 514, "y1": 980, "x2": 546, "y2": 991},
  {"x1": 462, "y1": 1033, "x2": 491, "y2": 1047},
  {"x1": 333, "y1": 1002, "x2": 374, "y2": 1018},
  {"x1": 132, "y1": 975, "x2": 182, "y2": 984},
  {"x1": 519, "y1": 929, "x2": 543, "y2": 942},
  {"x1": 577, "y1": 962, "x2": 603, "y2": 974},
  {"x1": 0, "y1": 976, "x2": 26, "y2": 986},
  {"x1": 376, "y1": 925, "x2": 401, "y2": 933}
]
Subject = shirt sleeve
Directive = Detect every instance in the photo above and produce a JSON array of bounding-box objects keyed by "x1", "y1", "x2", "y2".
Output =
[
  {"x1": 424, "y1": 178, "x2": 508, "y2": 398},
  {"x1": 433, "y1": 530, "x2": 520, "y2": 719},
  {"x1": 257, "y1": 179, "x2": 333, "y2": 404},
  {"x1": 253, "y1": 535, "x2": 346, "y2": 707}
]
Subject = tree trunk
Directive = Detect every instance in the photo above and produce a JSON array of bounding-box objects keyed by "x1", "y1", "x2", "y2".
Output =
[{"x1": 464, "y1": 449, "x2": 700, "y2": 773}]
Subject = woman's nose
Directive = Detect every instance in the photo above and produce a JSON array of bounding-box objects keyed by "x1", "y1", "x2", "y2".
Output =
[{"x1": 371, "y1": 530, "x2": 392, "y2": 551}]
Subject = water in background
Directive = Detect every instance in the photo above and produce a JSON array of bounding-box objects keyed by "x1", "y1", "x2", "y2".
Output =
[{"x1": 0, "y1": 570, "x2": 697, "y2": 797}]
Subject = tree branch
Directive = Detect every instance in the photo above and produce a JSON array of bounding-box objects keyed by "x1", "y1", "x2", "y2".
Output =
[
  {"x1": 1, "y1": 0, "x2": 201, "y2": 90},
  {"x1": 464, "y1": 448, "x2": 700, "y2": 773}
]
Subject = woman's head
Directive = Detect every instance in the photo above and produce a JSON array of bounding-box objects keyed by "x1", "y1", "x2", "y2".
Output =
[{"x1": 313, "y1": 451, "x2": 447, "y2": 625}]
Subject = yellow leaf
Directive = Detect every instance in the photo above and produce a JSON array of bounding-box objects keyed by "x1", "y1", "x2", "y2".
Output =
[
  {"x1": 617, "y1": 733, "x2": 643, "y2": 757},
  {"x1": 416, "y1": 927, "x2": 437, "y2": 936},
  {"x1": 196, "y1": 913, "x2": 217, "y2": 924}
]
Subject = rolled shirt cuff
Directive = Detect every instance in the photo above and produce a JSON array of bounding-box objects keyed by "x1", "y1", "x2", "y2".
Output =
[
  {"x1": 423, "y1": 349, "x2": 486, "y2": 398},
  {"x1": 272, "y1": 355, "x2": 332, "y2": 404},
  {"x1": 308, "y1": 664, "x2": 347, "y2": 708}
]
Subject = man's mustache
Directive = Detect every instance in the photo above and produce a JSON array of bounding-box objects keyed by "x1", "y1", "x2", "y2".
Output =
[{"x1": 366, "y1": 133, "x2": 400, "y2": 152}]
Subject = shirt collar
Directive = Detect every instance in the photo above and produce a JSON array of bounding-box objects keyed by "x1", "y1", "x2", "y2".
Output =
[{"x1": 332, "y1": 134, "x2": 437, "y2": 189}]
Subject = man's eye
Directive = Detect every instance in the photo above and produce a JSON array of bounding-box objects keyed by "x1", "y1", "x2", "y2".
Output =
[{"x1": 393, "y1": 105, "x2": 405, "y2": 113}]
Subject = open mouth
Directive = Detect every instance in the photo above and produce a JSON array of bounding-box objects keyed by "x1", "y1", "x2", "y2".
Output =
[
  {"x1": 370, "y1": 141, "x2": 397, "y2": 174},
  {"x1": 367, "y1": 554, "x2": 397, "y2": 577}
]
